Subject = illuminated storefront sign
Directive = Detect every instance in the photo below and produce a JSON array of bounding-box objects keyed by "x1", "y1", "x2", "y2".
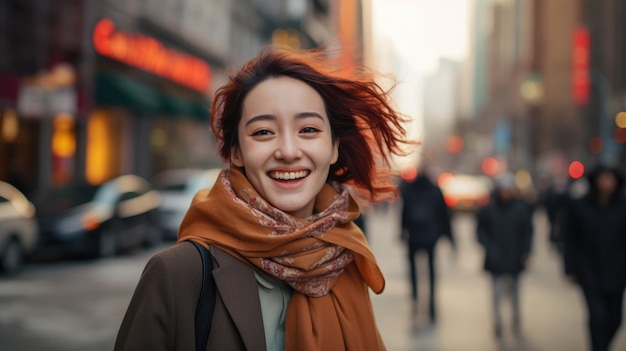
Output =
[
  {"x1": 92, "y1": 18, "x2": 211, "y2": 93},
  {"x1": 571, "y1": 26, "x2": 590, "y2": 106}
]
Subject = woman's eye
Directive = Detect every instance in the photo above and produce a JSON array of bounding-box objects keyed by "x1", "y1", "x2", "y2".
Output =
[
  {"x1": 301, "y1": 127, "x2": 321, "y2": 134},
  {"x1": 252, "y1": 129, "x2": 273, "y2": 136}
]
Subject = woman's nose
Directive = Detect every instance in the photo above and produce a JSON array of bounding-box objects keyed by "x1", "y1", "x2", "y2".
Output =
[{"x1": 274, "y1": 135, "x2": 302, "y2": 161}]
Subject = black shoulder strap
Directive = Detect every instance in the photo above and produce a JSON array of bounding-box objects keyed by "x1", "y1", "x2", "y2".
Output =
[{"x1": 191, "y1": 241, "x2": 216, "y2": 351}]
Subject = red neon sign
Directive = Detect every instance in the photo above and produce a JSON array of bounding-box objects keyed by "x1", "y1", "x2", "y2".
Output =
[
  {"x1": 571, "y1": 26, "x2": 590, "y2": 106},
  {"x1": 92, "y1": 18, "x2": 211, "y2": 93}
]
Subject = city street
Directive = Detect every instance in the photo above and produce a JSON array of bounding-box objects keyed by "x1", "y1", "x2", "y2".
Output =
[
  {"x1": 0, "y1": 205, "x2": 625, "y2": 351},
  {"x1": 368, "y1": 204, "x2": 626, "y2": 351},
  {"x1": 2, "y1": 1, "x2": 626, "y2": 350},
  {"x1": 0, "y1": 247, "x2": 157, "y2": 351}
]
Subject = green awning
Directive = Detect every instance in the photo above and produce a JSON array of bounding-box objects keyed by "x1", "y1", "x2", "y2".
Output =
[
  {"x1": 188, "y1": 100, "x2": 211, "y2": 121},
  {"x1": 95, "y1": 72, "x2": 161, "y2": 113},
  {"x1": 94, "y1": 72, "x2": 210, "y2": 121},
  {"x1": 159, "y1": 91, "x2": 195, "y2": 116},
  {"x1": 157, "y1": 91, "x2": 210, "y2": 121}
]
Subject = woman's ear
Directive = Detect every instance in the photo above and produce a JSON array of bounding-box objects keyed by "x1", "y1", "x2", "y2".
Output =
[
  {"x1": 331, "y1": 140, "x2": 339, "y2": 165},
  {"x1": 231, "y1": 147, "x2": 245, "y2": 167}
]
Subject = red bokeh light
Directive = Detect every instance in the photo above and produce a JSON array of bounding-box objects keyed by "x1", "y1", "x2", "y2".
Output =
[
  {"x1": 437, "y1": 172, "x2": 454, "y2": 187},
  {"x1": 482, "y1": 157, "x2": 499, "y2": 176},
  {"x1": 588, "y1": 137, "x2": 603, "y2": 154},
  {"x1": 446, "y1": 136, "x2": 464, "y2": 154},
  {"x1": 569, "y1": 161, "x2": 585, "y2": 179},
  {"x1": 400, "y1": 166, "x2": 418, "y2": 182},
  {"x1": 614, "y1": 128, "x2": 626, "y2": 144}
]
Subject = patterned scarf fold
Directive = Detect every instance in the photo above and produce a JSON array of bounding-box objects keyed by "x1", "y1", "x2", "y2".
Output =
[{"x1": 178, "y1": 167, "x2": 386, "y2": 350}]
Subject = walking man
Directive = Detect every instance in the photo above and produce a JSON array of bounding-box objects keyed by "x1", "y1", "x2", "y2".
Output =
[
  {"x1": 476, "y1": 173, "x2": 533, "y2": 337},
  {"x1": 400, "y1": 167, "x2": 454, "y2": 324},
  {"x1": 563, "y1": 164, "x2": 626, "y2": 351}
]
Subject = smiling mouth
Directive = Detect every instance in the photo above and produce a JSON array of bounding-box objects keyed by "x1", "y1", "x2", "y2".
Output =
[{"x1": 268, "y1": 170, "x2": 310, "y2": 181}]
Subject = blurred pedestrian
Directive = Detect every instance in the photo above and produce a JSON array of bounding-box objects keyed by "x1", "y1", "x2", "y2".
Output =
[
  {"x1": 399, "y1": 166, "x2": 454, "y2": 324},
  {"x1": 114, "y1": 47, "x2": 412, "y2": 351},
  {"x1": 540, "y1": 174, "x2": 571, "y2": 254},
  {"x1": 476, "y1": 173, "x2": 533, "y2": 338},
  {"x1": 562, "y1": 164, "x2": 626, "y2": 351}
]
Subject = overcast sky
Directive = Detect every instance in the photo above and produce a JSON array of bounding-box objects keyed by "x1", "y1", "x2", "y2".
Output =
[{"x1": 371, "y1": 0, "x2": 471, "y2": 74}]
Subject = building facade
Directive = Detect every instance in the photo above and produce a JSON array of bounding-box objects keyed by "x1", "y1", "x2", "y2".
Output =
[
  {"x1": 464, "y1": 0, "x2": 626, "y2": 181},
  {"x1": 0, "y1": 0, "x2": 350, "y2": 196}
]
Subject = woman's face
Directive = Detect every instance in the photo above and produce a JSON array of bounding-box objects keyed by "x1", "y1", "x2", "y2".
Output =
[{"x1": 232, "y1": 76, "x2": 339, "y2": 218}]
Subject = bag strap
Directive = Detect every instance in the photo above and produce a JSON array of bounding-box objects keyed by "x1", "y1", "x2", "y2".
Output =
[{"x1": 191, "y1": 241, "x2": 216, "y2": 351}]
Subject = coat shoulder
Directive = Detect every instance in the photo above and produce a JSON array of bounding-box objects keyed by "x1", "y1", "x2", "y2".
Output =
[
  {"x1": 114, "y1": 241, "x2": 203, "y2": 351},
  {"x1": 144, "y1": 241, "x2": 203, "y2": 288},
  {"x1": 152, "y1": 241, "x2": 199, "y2": 264}
]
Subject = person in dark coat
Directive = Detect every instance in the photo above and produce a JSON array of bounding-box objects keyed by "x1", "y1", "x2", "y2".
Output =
[
  {"x1": 540, "y1": 175, "x2": 572, "y2": 254},
  {"x1": 400, "y1": 169, "x2": 454, "y2": 324},
  {"x1": 562, "y1": 164, "x2": 626, "y2": 351},
  {"x1": 476, "y1": 173, "x2": 533, "y2": 337}
]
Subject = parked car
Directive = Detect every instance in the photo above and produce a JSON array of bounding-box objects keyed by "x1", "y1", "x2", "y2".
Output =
[
  {"x1": 0, "y1": 181, "x2": 38, "y2": 274},
  {"x1": 33, "y1": 175, "x2": 162, "y2": 259},
  {"x1": 152, "y1": 168, "x2": 222, "y2": 239},
  {"x1": 438, "y1": 173, "x2": 492, "y2": 212}
]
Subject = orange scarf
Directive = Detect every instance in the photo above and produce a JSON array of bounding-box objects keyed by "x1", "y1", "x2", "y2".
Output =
[{"x1": 178, "y1": 167, "x2": 386, "y2": 350}]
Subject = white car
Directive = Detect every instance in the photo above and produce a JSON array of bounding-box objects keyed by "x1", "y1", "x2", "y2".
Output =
[
  {"x1": 152, "y1": 168, "x2": 222, "y2": 239},
  {"x1": 0, "y1": 181, "x2": 38, "y2": 274},
  {"x1": 438, "y1": 173, "x2": 493, "y2": 212}
]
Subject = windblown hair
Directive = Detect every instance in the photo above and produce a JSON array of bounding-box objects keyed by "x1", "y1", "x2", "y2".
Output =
[{"x1": 210, "y1": 46, "x2": 414, "y2": 202}]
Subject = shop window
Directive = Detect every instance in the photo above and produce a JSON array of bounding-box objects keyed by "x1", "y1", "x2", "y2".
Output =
[{"x1": 86, "y1": 109, "x2": 123, "y2": 184}]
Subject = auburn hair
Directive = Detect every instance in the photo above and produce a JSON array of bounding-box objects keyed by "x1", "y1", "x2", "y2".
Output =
[{"x1": 210, "y1": 46, "x2": 414, "y2": 202}]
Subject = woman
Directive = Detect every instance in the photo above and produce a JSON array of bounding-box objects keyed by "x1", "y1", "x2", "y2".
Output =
[
  {"x1": 563, "y1": 164, "x2": 626, "y2": 351},
  {"x1": 114, "y1": 47, "x2": 411, "y2": 351}
]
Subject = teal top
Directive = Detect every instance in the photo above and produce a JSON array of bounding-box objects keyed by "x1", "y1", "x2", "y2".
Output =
[{"x1": 254, "y1": 271, "x2": 293, "y2": 351}]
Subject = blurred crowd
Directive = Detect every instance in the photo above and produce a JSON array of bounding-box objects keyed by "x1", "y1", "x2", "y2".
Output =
[{"x1": 397, "y1": 160, "x2": 626, "y2": 351}]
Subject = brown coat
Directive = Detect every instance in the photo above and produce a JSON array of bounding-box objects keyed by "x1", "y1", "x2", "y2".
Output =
[{"x1": 114, "y1": 241, "x2": 267, "y2": 351}]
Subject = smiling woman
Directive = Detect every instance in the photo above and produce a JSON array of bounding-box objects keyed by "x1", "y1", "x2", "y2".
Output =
[
  {"x1": 231, "y1": 76, "x2": 339, "y2": 218},
  {"x1": 115, "y1": 46, "x2": 414, "y2": 351}
]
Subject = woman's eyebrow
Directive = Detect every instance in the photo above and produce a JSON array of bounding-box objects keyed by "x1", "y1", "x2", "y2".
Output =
[
  {"x1": 245, "y1": 112, "x2": 325, "y2": 127},
  {"x1": 244, "y1": 114, "x2": 275, "y2": 127},
  {"x1": 296, "y1": 112, "x2": 325, "y2": 121}
]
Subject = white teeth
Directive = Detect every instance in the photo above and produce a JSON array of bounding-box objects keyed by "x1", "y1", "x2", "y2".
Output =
[{"x1": 270, "y1": 171, "x2": 308, "y2": 180}]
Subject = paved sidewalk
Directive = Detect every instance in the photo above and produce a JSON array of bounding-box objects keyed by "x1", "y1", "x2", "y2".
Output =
[{"x1": 367, "y1": 204, "x2": 626, "y2": 351}]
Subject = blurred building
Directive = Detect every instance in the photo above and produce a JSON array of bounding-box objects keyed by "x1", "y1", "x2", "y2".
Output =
[
  {"x1": 456, "y1": 0, "x2": 626, "y2": 186},
  {"x1": 459, "y1": 0, "x2": 535, "y2": 176},
  {"x1": 422, "y1": 59, "x2": 462, "y2": 171},
  {"x1": 579, "y1": 0, "x2": 626, "y2": 171},
  {"x1": 0, "y1": 0, "x2": 366, "y2": 196}
]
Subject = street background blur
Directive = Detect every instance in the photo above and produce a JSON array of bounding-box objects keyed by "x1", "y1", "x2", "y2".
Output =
[
  {"x1": 1, "y1": 0, "x2": 626, "y2": 350},
  {"x1": 3, "y1": 0, "x2": 626, "y2": 195}
]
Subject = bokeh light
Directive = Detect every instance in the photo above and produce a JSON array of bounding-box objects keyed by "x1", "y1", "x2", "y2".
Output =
[
  {"x1": 515, "y1": 169, "x2": 532, "y2": 189},
  {"x1": 52, "y1": 113, "x2": 76, "y2": 158},
  {"x1": 615, "y1": 111, "x2": 626, "y2": 128},
  {"x1": 588, "y1": 136, "x2": 603, "y2": 154},
  {"x1": 614, "y1": 128, "x2": 626, "y2": 144},
  {"x1": 446, "y1": 135, "x2": 464, "y2": 154},
  {"x1": 568, "y1": 161, "x2": 585, "y2": 179},
  {"x1": 1, "y1": 108, "x2": 19, "y2": 142},
  {"x1": 437, "y1": 172, "x2": 454, "y2": 187},
  {"x1": 400, "y1": 165, "x2": 418, "y2": 182},
  {"x1": 482, "y1": 157, "x2": 499, "y2": 176}
]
